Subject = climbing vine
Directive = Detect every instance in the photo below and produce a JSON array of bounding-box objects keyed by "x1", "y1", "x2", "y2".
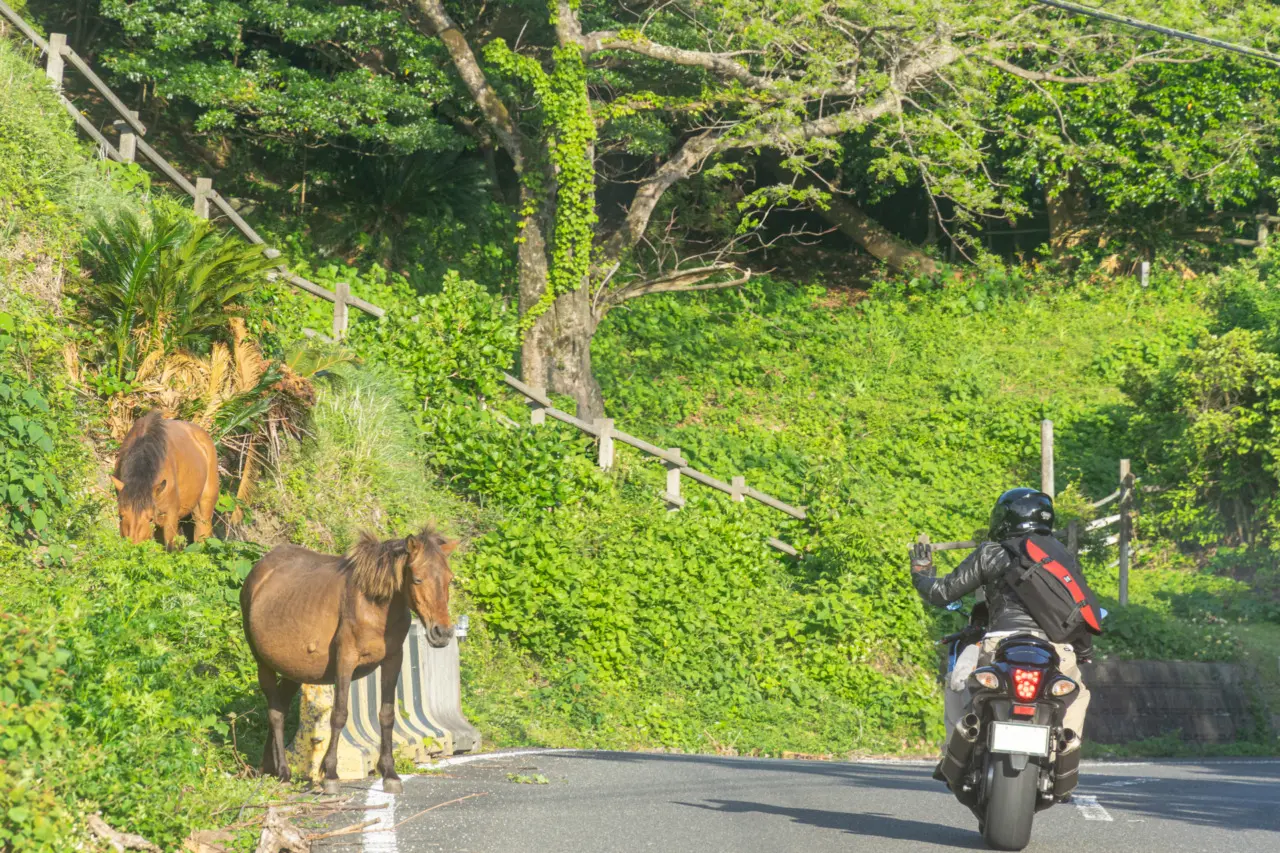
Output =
[{"x1": 484, "y1": 5, "x2": 597, "y2": 333}]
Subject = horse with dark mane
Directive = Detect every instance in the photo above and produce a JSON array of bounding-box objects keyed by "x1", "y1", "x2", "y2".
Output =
[
  {"x1": 240, "y1": 527, "x2": 457, "y2": 794},
  {"x1": 112, "y1": 411, "x2": 219, "y2": 549}
]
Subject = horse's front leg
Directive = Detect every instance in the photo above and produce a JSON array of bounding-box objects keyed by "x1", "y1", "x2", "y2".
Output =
[
  {"x1": 161, "y1": 518, "x2": 181, "y2": 552},
  {"x1": 320, "y1": 653, "x2": 357, "y2": 795},
  {"x1": 376, "y1": 650, "x2": 405, "y2": 794}
]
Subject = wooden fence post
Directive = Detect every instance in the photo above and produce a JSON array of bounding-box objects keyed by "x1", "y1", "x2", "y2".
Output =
[
  {"x1": 1040, "y1": 419, "x2": 1054, "y2": 497},
  {"x1": 529, "y1": 388, "x2": 547, "y2": 426},
  {"x1": 594, "y1": 418, "x2": 614, "y2": 470},
  {"x1": 1140, "y1": 261, "x2": 1150, "y2": 288},
  {"x1": 664, "y1": 448, "x2": 684, "y2": 511},
  {"x1": 332, "y1": 282, "x2": 350, "y2": 340},
  {"x1": 731, "y1": 476, "x2": 746, "y2": 502},
  {"x1": 1067, "y1": 519, "x2": 1079, "y2": 560},
  {"x1": 1260, "y1": 212, "x2": 1271, "y2": 250},
  {"x1": 1119, "y1": 458, "x2": 1133, "y2": 607},
  {"x1": 114, "y1": 113, "x2": 139, "y2": 162},
  {"x1": 46, "y1": 33, "x2": 66, "y2": 89},
  {"x1": 194, "y1": 177, "x2": 212, "y2": 219}
]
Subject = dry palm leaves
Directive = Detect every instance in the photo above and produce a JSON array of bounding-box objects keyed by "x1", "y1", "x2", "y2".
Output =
[{"x1": 84, "y1": 319, "x2": 315, "y2": 517}]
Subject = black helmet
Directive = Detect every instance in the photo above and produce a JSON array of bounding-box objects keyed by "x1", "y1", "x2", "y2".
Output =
[{"x1": 988, "y1": 488, "x2": 1054, "y2": 541}]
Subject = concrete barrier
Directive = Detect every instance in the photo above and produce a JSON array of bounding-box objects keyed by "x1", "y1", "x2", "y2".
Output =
[
  {"x1": 1080, "y1": 660, "x2": 1259, "y2": 744},
  {"x1": 287, "y1": 620, "x2": 480, "y2": 781}
]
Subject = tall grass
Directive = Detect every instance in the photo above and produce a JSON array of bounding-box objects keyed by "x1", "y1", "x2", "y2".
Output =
[{"x1": 256, "y1": 367, "x2": 471, "y2": 552}]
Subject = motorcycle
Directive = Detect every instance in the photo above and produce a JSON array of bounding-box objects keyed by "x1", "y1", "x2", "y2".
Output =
[{"x1": 937, "y1": 602, "x2": 1102, "y2": 851}]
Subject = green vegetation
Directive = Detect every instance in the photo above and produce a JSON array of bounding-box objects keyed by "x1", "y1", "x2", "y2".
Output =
[
  {"x1": 6, "y1": 1, "x2": 1280, "y2": 849},
  {"x1": 79, "y1": 203, "x2": 275, "y2": 375}
]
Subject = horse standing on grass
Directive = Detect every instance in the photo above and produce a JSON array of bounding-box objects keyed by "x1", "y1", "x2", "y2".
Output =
[
  {"x1": 112, "y1": 411, "x2": 219, "y2": 550},
  {"x1": 240, "y1": 528, "x2": 457, "y2": 794}
]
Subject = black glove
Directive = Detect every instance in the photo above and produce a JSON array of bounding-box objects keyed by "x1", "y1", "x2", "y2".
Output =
[{"x1": 910, "y1": 541, "x2": 934, "y2": 577}]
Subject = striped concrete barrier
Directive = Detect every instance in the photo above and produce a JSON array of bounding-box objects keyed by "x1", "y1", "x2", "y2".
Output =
[{"x1": 287, "y1": 620, "x2": 479, "y2": 781}]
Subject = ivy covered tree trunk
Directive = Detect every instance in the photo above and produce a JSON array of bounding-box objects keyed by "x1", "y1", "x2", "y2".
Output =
[
  {"x1": 522, "y1": 287, "x2": 605, "y2": 419},
  {"x1": 517, "y1": 192, "x2": 605, "y2": 419}
]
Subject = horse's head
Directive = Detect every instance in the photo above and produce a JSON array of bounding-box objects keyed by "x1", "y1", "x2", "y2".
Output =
[
  {"x1": 112, "y1": 476, "x2": 170, "y2": 545},
  {"x1": 404, "y1": 530, "x2": 458, "y2": 647}
]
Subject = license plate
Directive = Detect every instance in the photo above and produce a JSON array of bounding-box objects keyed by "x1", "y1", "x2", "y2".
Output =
[{"x1": 989, "y1": 721, "x2": 1051, "y2": 756}]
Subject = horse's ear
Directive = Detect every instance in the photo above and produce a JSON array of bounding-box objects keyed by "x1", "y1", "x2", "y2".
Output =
[
  {"x1": 111, "y1": 476, "x2": 125, "y2": 492},
  {"x1": 405, "y1": 536, "x2": 422, "y2": 559},
  {"x1": 153, "y1": 479, "x2": 167, "y2": 496},
  {"x1": 440, "y1": 539, "x2": 459, "y2": 556}
]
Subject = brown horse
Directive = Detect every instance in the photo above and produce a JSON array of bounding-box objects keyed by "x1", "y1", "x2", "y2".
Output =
[
  {"x1": 240, "y1": 528, "x2": 456, "y2": 794},
  {"x1": 112, "y1": 411, "x2": 219, "y2": 550}
]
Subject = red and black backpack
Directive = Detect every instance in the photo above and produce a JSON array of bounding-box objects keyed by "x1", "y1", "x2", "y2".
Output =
[{"x1": 1001, "y1": 534, "x2": 1104, "y2": 644}]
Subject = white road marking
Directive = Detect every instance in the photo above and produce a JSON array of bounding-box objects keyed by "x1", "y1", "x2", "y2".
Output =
[
  {"x1": 1095, "y1": 777, "x2": 1157, "y2": 788},
  {"x1": 363, "y1": 777, "x2": 399, "y2": 853},
  {"x1": 421, "y1": 747, "x2": 571, "y2": 769},
  {"x1": 1074, "y1": 794, "x2": 1114, "y2": 822}
]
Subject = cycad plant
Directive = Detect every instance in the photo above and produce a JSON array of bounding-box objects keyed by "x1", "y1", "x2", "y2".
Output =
[{"x1": 80, "y1": 203, "x2": 275, "y2": 376}]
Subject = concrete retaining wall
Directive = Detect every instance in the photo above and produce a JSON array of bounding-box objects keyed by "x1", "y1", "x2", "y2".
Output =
[{"x1": 1080, "y1": 660, "x2": 1257, "y2": 744}]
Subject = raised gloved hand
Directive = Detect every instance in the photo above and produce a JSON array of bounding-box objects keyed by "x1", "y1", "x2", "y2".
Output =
[{"x1": 910, "y1": 541, "x2": 934, "y2": 578}]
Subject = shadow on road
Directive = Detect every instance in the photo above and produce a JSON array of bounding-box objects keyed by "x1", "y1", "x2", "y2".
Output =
[{"x1": 677, "y1": 799, "x2": 980, "y2": 849}]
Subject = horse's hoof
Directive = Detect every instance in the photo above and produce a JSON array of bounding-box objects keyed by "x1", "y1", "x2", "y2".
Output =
[
  {"x1": 382, "y1": 778, "x2": 404, "y2": 795},
  {"x1": 322, "y1": 779, "x2": 341, "y2": 795}
]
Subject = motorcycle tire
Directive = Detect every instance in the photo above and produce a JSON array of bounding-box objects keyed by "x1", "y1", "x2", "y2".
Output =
[{"x1": 981, "y1": 754, "x2": 1038, "y2": 850}]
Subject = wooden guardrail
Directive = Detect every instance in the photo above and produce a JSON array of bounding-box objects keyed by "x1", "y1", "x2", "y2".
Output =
[
  {"x1": 0, "y1": 0, "x2": 383, "y2": 339},
  {"x1": 503, "y1": 373, "x2": 805, "y2": 556}
]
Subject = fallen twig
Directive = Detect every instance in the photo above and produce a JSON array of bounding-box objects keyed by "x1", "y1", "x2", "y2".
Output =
[
  {"x1": 87, "y1": 814, "x2": 162, "y2": 852},
  {"x1": 304, "y1": 819, "x2": 380, "y2": 842},
  {"x1": 387, "y1": 792, "x2": 489, "y2": 833}
]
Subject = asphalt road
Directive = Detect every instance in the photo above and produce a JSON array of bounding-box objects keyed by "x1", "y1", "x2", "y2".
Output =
[{"x1": 312, "y1": 749, "x2": 1280, "y2": 853}]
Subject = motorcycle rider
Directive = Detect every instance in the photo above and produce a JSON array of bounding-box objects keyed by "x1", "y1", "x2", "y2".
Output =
[{"x1": 910, "y1": 488, "x2": 1092, "y2": 793}]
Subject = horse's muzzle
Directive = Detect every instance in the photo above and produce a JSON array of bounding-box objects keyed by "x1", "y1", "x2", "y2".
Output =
[{"x1": 427, "y1": 624, "x2": 455, "y2": 648}]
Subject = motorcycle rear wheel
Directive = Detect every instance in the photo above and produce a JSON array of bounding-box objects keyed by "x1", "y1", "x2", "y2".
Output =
[{"x1": 981, "y1": 754, "x2": 1038, "y2": 850}]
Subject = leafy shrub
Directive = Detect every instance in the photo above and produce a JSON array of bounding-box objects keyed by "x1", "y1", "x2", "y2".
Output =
[
  {"x1": 1126, "y1": 328, "x2": 1280, "y2": 547},
  {"x1": 0, "y1": 609, "x2": 75, "y2": 851},
  {"x1": 348, "y1": 270, "x2": 519, "y2": 403},
  {"x1": 0, "y1": 534, "x2": 276, "y2": 850},
  {"x1": 0, "y1": 315, "x2": 68, "y2": 540}
]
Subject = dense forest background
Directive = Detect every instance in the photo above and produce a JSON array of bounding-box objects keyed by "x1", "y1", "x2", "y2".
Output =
[{"x1": 3, "y1": 1, "x2": 1280, "y2": 850}]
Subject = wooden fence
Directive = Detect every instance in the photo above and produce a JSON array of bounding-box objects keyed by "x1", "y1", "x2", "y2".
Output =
[
  {"x1": 918, "y1": 419, "x2": 1144, "y2": 606},
  {"x1": 502, "y1": 373, "x2": 805, "y2": 556},
  {"x1": 0, "y1": 0, "x2": 383, "y2": 339}
]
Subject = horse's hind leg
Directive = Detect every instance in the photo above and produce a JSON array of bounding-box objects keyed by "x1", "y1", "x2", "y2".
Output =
[
  {"x1": 193, "y1": 451, "x2": 219, "y2": 543},
  {"x1": 257, "y1": 662, "x2": 299, "y2": 782},
  {"x1": 376, "y1": 651, "x2": 404, "y2": 794}
]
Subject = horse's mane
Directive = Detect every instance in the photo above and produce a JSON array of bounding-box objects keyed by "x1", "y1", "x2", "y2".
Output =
[
  {"x1": 343, "y1": 526, "x2": 444, "y2": 601},
  {"x1": 115, "y1": 411, "x2": 168, "y2": 510}
]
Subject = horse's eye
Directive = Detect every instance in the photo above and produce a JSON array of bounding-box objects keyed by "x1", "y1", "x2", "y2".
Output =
[{"x1": 412, "y1": 576, "x2": 423, "y2": 585}]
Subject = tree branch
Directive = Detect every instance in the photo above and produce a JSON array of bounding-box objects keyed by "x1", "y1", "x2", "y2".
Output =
[
  {"x1": 596, "y1": 42, "x2": 967, "y2": 270},
  {"x1": 413, "y1": 0, "x2": 524, "y2": 168},
  {"x1": 579, "y1": 29, "x2": 773, "y2": 89},
  {"x1": 604, "y1": 265, "x2": 752, "y2": 308}
]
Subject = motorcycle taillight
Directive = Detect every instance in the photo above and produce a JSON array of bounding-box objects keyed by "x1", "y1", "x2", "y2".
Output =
[{"x1": 1012, "y1": 668, "x2": 1043, "y2": 700}]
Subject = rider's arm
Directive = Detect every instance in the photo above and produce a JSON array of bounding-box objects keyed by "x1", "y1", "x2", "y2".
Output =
[{"x1": 912, "y1": 542, "x2": 1009, "y2": 608}]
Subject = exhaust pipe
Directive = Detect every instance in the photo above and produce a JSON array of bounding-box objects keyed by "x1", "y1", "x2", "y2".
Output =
[
  {"x1": 940, "y1": 713, "x2": 982, "y2": 788},
  {"x1": 1054, "y1": 729, "x2": 1081, "y2": 800}
]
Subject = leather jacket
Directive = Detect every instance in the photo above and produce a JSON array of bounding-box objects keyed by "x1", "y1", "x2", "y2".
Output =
[{"x1": 913, "y1": 540, "x2": 1095, "y2": 659}]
